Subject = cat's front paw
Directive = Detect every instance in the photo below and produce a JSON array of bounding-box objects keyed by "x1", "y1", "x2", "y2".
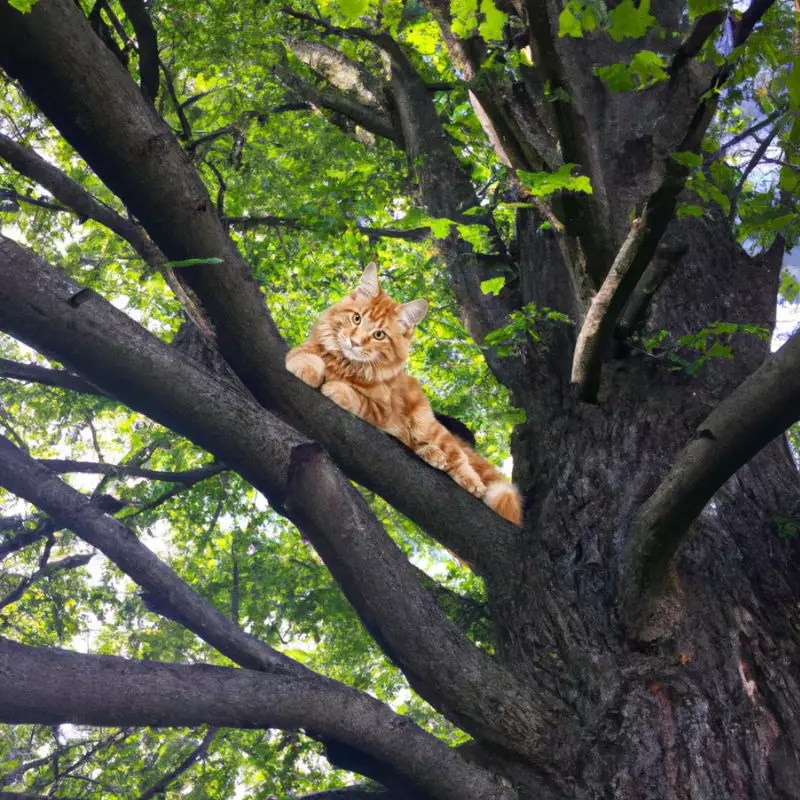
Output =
[
  {"x1": 321, "y1": 380, "x2": 360, "y2": 414},
  {"x1": 452, "y1": 466, "x2": 486, "y2": 498},
  {"x1": 416, "y1": 444, "x2": 449, "y2": 470},
  {"x1": 286, "y1": 351, "x2": 325, "y2": 388}
]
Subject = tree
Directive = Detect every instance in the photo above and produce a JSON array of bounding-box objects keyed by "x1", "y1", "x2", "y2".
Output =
[{"x1": 0, "y1": 0, "x2": 798, "y2": 796}]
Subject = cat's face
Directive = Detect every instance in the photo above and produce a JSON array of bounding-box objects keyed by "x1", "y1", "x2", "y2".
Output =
[{"x1": 318, "y1": 264, "x2": 428, "y2": 372}]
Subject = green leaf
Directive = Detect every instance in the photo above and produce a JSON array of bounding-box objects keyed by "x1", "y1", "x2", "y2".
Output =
[
  {"x1": 517, "y1": 163, "x2": 593, "y2": 198},
  {"x1": 607, "y1": 0, "x2": 656, "y2": 42},
  {"x1": 480, "y1": 276, "x2": 506, "y2": 296},
  {"x1": 450, "y1": 0, "x2": 478, "y2": 37},
  {"x1": 338, "y1": 0, "x2": 370, "y2": 21},
  {"x1": 428, "y1": 218, "x2": 453, "y2": 237},
  {"x1": 558, "y1": 7, "x2": 583, "y2": 38},
  {"x1": 706, "y1": 341, "x2": 733, "y2": 360},
  {"x1": 780, "y1": 269, "x2": 800, "y2": 302},
  {"x1": 478, "y1": 0, "x2": 507, "y2": 41},
  {"x1": 596, "y1": 50, "x2": 668, "y2": 91},
  {"x1": 688, "y1": 0, "x2": 725, "y2": 20},
  {"x1": 161, "y1": 257, "x2": 225, "y2": 268},
  {"x1": 7, "y1": 0, "x2": 37, "y2": 11},
  {"x1": 456, "y1": 222, "x2": 491, "y2": 251},
  {"x1": 582, "y1": 6, "x2": 598, "y2": 32},
  {"x1": 595, "y1": 63, "x2": 636, "y2": 92},
  {"x1": 629, "y1": 50, "x2": 668, "y2": 86},
  {"x1": 677, "y1": 203, "x2": 704, "y2": 219},
  {"x1": 670, "y1": 151, "x2": 702, "y2": 169}
]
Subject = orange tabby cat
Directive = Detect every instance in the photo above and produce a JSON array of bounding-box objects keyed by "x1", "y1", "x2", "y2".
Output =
[{"x1": 286, "y1": 264, "x2": 522, "y2": 525}]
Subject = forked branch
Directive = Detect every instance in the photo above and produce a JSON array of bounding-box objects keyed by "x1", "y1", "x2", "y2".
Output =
[
  {"x1": 569, "y1": 0, "x2": 779, "y2": 402},
  {"x1": 621, "y1": 329, "x2": 800, "y2": 638}
]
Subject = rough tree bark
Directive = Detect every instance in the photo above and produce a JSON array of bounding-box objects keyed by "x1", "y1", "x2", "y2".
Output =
[{"x1": 0, "y1": 0, "x2": 799, "y2": 798}]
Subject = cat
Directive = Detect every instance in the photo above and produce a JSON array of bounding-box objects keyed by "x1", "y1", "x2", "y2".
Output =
[{"x1": 285, "y1": 263, "x2": 522, "y2": 525}]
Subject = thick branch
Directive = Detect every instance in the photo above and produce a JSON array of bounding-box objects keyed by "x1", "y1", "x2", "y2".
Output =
[
  {"x1": 273, "y1": 62, "x2": 401, "y2": 144},
  {"x1": 669, "y1": 10, "x2": 727, "y2": 75},
  {"x1": 284, "y1": 444, "x2": 557, "y2": 758},
  {"x1": 622, "y1": 329, "x2": 800, "y2": 637},
  {"x1": 0, "y1": 638, "x2": 513, "y2": 800},
  {"x1": 287, "y1": 39, "x2": 386, "y2": 109},
  {"x1": 299, "y1": 789, "x2": 389, "y2": 800},
  {"x1": 136, "y1": 727, "x2": 217, "y2": 800}
]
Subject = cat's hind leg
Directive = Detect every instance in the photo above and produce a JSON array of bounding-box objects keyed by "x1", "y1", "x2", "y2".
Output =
[{"x1": 412, "y1": 420, "x2": 485, "y2": 497}]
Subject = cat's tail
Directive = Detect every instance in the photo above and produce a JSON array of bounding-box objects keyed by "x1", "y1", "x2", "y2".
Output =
[{"x1": 482, "y1": 480, "x2": 522, "y2": 526}]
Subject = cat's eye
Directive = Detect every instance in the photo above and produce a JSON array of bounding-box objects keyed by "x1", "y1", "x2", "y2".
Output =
[
  {"x1": 373, "y1": 330, "x2": 386, "y2": 340},
  {"x1": 352, "y1": 312, "x2": 361, "y2": 324}
]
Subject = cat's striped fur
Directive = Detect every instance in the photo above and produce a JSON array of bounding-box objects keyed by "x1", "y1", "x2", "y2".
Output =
[{"x1": 286, "y1": 264, "x2": 522, "y2": 525}]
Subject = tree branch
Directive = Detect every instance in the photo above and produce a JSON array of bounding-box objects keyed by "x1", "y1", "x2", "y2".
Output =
[
  {"x1": 0, "y1": 357, "x2": 108, "y2": 396},
  {"x1": 223, "y1": 214, "x2": 300, "y2": 229},
  {"x1": 0, "y1": 188, "x2": 69, "y2": 213},
  {"x1": 136, "y1": 727, "x2": 217, "y2": 800},
  {"x1": 298, "y1": 788, "x2": 389, "y2": 800},
  {"x1": 186, "y1": 125, "x2": 240, "y2": 155},
  {"x1": 224, "y1": 213, "x2": 431, "y2": 242},
  {"x1": 703, "y1": 107, "x2": 786, "y2": 166},
  {"x1": 159, "y1": 58, "x2": 192, "y2": 140},
  {"x1": 570, "y1": 212, "x2": 649, "y2": 400},
  {"x1": 669, "y1": 10, "x2": 727, "y2": 76},
  {"x1": 118, "y1": 0, "x2": 159, "y2": 102},
  {"x1": 622, "y1": 329, "x2": 800, "y2": 638},
  {"x1": 36, "y1": 459, "x2": 225, "y2": 483},
  {"x1": 0, "y1": 431, "x2": 303, "y2": 676},
  {"x1": 272, "y1": 62, "x2": 401, "y2": 145},
  {"x1": 286, "y1": 38, "x2": 386, "y2": 109},
  {"x1": 0, "y1": 638, "x2": 514, "y2": 800},
  {"x1": 0, "y1": 132, "x2": 163, "y2": 270},
  {"x1": 728, "y1": 120, "x2": 785, "y2": 222},
  {"x1": 1, "y1": 553, "x2": 93, "y2": 612}
]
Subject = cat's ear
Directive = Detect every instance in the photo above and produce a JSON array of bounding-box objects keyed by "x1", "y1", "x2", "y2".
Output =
[
  {"x1": 355, "y1": 262, "x2": 381, "y2": 299},
  {"x1": 398, "y1": 299, "x2": 428, "y2": 331}
]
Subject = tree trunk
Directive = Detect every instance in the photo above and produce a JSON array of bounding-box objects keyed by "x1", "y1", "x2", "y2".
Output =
[{"x1": 471, "y1": 211, "x2": 800, "y2": 797}]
